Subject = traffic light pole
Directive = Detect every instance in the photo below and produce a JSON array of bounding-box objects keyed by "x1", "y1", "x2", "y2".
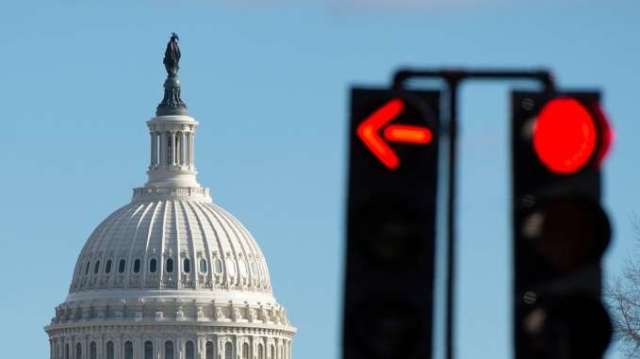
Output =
[{"x1": 392, "y1": 68, "x2": 556, "y2": 359}]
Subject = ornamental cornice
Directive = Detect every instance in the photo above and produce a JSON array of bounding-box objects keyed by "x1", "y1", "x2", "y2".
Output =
[
  {"x1": 49, "y1": 296, "x2": 292, "y2": 334},
  {"x1": 147, "y1": 116, "x2": 198, "y2": 132},
  {"x1": 131, "y1": 186, "x2": 211, "y2": 203},
  {"x1": 45, "y1": 321, "x2": 296, "y2": 337}
]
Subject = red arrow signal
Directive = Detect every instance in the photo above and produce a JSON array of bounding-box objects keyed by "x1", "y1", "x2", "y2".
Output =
[{"x1": 356, "y1": 98, "x2": 433, "y2": 170}]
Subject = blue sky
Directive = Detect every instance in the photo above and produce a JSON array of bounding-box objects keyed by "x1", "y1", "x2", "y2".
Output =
[{"x1": 0, "y1": 0, "x2": 638, "y2": 358}]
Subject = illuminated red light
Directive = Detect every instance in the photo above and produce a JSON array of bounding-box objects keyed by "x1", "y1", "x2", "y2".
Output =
[
  {"x1": 384, "y1": 125, "x2": 433, "y2": 145},
  {"x1": 357, "y1": 99, "x2": 405, "y2": 169},
  {"x1": 357, "y1": 98, "x2": 434, "y2": 170},
  {"x1": 533, "y1": 98, "x2": 598, "y2": 174},
  {"x1": 594, "y1": 104, "x2": 614, "y2": 167}
]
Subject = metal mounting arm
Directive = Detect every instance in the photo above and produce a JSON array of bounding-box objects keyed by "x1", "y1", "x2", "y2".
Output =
[{"x1": 390, "y1": 67, "x2": 556, "y2": 359}]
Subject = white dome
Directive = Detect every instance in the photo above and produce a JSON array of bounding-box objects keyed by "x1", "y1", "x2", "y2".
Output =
[
  {"x1": 46, "y1": 37, "x2": 294, "y2": 359},
  {"x1": 70, "y1": 198, "x2": 273, "y2": 298}
]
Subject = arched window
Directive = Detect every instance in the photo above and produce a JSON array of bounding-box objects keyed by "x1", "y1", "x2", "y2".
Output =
[
  {"x1": 75, "y1": 343, "x2": 82, "y2": 359},
  {"x1": 118, "y1": 259, "x2": 126, "y2": 273},
  {"x1": 242, "y1": 343, "x2": 250, "y2": 359},
  {"x1": 105, "y1": 260, "x2": 112, "y2": 274},
  {"x1": 200, "y1": 259, "x2": 208, "y2": 273},
  {"x1": 186, "y1": 341, "x2": 195, "y2": 359},
  {"x1": 165, "y1": 341, "x2": 174, "y2": 359},
  {"x1": 149, "y1": 258, "x2": 157, "y2": 273},
  {"x1": 85, "y1": 261, "x2": 91, "y2": 275},
  {"x1": 214, "y1": 258, "x2": 222, "y2": 273},
  {"x1": 124, "y1": 341, "x2": 133, "y2": 359},
  {"x1": 183, "y1": 258, "x2": 191, "y2": 273},
  {"x1": 94, "y1": 261, "x2": 100, "y2": 274},
  {"x1": 90, "y1": 342, "x2": 97, "y2": 359},
  {"x1": 258, "y1": 344, "x2": 264, "y2": 359},
  {"x1": 133, "y1": 259, "x2": 141, "y2": 273},
  {"x1": 106, "y1": 342, "x2": 114, "y2": 359},
  {"x1": 144, "y1": 341, "x2": 153, "y2": 359},
  {"x1": 225, "y1": 342, "x2": 233, "y2": 359},
  {"x1": 206, "y1": 342, "x2": 214, "y2": 359},
  {"x1": 166, "y1": 258, "x2": 174, "y2": 273}
]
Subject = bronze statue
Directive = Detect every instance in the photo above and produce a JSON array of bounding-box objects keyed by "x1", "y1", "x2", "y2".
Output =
[
  {"x1": 163, "y1": 33, "x2": 181, "y2": 78},
  {"x1": 157, "y1": 33, "x2": 187, "y2": 116}
]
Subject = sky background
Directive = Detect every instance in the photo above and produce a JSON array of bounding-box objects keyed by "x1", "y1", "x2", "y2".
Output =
[{"x1": 0, "y1": 0, "x2": 639, "y2": 358}]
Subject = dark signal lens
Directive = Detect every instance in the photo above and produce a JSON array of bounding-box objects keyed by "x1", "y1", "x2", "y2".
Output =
[
  {"x1": 521, "y1": 197, "x2": 610, "y2": 273},
  {"x1": 522, "y1": 294, "x2": 612, "y2": 359},
  {"x1": 533, "y1": 98, "x2": 597, "y2": 174}
]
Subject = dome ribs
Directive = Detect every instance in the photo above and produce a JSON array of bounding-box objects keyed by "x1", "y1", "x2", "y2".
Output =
[
  {"x1": 216, "y1": 204, "x2": 271, "y2": 291},
  {"x1": 199, "y1": 202, "x2": 242, "y2": 289},
  {"x1": 72, "y1": 204, "x2": 125, "y2": 290},
  {"x1": 167, "y1": 200, "x2": 179, "y2": 289},
  {"x1": 177, "y1": 200, "x2": 198, "y2": 289},
  {"x1": 105, "y1": 203, "x2": 148, "y2": 289},
  {"x1": 81, "y1": 204, "x2": 140, "y2": 290},
  {"x1": 125, "y1": 201, "x2": 161, "y2": 289},
  {"x1": 209, "y1": 204, "x2": 254, "y2": 290},
  {"x1": 67, "y1": 199, "x2": 276, "y2": 296},
  {"x1": 84, "y1": 204, "x2": 130, "y2": 257},
  {"x1": 192, "y1": 201, "x2": 230, "y2": 289},
  {"x1": 142, "y1": 200, "x2": 165, "y2": 289},
  {"x1": 152, "y1": 200, "x2": 165, "y2": 288},
  {"x1": 183, "y1": 200, "x2": 215, "y2": 290}
]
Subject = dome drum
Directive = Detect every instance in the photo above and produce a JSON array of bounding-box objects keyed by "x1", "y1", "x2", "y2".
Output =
[
  {"x1": 49, "y1": 299, "x2": 292, "y2": 329},
  {"x1": 47, "y1": 326, "x2": 293, "y2": 359}
]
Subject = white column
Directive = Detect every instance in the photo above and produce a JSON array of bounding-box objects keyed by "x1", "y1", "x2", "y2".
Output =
[
  {"x1": 190, "y1": 132, "x2": 195, "y2": 168},
  {"x1": 171, "y1": 132, "x2": 177, "y2": 166},
  {"x1": 151, "y1": 132, "x2": 158, "y2": 167},
  {"x1": 159, "y1": 132, "x2": 167, "y2": 167},
  {"x1": 154, "y1": 338, "x2": 161, "y2": 359},
  {"x1": 185, "y1": 133, "x2": 191, "y2": 168},
  {"x1": 175, "y1": 132, "x2": 181, "y2": 166},
  {"x1": 181, "y1": 132, "x2": 187, "y2": 166}
]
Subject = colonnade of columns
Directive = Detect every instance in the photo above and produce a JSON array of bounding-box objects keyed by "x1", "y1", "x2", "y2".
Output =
[
  {"x1": 50, "y1": 335, "x2": 293, "y2": 359},
  {"x1": 149, "y1": 131, "x2": 195, "y2": 170}
]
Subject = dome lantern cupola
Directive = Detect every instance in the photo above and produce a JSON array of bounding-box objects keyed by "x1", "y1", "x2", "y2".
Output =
[{"x1": 140, "y1": 34, "x2": 207, "y2": 198}]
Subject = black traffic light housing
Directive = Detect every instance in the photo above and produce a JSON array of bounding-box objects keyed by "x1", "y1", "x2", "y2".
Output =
[
  {"x1": 343, "y1": 88, "x2": 440, "y2": 359},
  {"x1": 511, "y1": 90, "x2": 613, "y2": 359}
]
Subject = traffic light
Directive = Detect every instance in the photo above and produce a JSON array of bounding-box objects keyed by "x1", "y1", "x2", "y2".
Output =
[
  {"x1": 511, "y1": 91, "x2": 613, "y2": 359},
  {"x1": 343, "y1": 87, "x2": 440, "y2": 359}
]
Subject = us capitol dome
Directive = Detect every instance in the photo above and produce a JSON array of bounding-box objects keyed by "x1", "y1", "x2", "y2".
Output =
[{"x1": 45, "y1": 34, "x2": 296, "y2": 359}]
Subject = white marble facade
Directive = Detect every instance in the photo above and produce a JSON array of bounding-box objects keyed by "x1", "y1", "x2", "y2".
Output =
[{"x1": 45, "y1": 69, "x2": 295, "y2": 359}]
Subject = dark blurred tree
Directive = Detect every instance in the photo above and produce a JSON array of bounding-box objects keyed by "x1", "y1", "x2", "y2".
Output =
[{"x1": 608, "y1": 216, "x2": 640, "y2": 358}]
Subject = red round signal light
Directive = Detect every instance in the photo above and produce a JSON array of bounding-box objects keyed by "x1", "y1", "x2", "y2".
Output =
[{"x1": 533, "y1": 98, "x2": 598, "y2": 174}]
